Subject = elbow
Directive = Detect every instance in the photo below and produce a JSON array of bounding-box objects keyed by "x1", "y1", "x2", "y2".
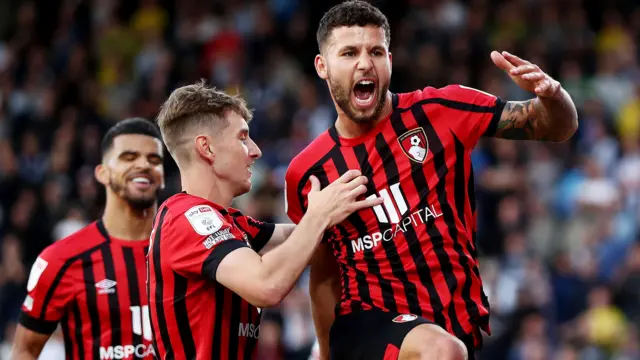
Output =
[{"x1": 252, "y1": 283, "x2": 287, "y2": 308}]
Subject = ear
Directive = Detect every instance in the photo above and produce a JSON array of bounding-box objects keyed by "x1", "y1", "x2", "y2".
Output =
[
  {"x1": 195, "y1": 135, "x2": 215, "y2": 164},
  {"x1": 94, "y1": 163, "x2": 108, "y2": 186},
  {"x1": 315, "y1": 54, "x2": 328, "y2": 80}
]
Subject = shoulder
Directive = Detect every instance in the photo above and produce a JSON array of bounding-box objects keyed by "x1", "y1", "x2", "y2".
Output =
[
  {"x1": 160, "y1": 193, "x2": 229, "y2": 237},
  {"x1": 39, "y1": 222, "x2": 106, "y2": 264},
  {"x1": 396, "y1": 85, "x2": 501, "y2": 108},
  {"x1": 287, "y1": 130, "x2": 335, "y2": 183}
]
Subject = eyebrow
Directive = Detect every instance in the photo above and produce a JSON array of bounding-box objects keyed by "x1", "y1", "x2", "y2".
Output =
[{"x1": 338, "y1": 45, "x2": 386, "y2": 53}]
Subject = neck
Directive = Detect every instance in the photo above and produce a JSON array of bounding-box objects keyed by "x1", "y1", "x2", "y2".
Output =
[
  {"x1": 335, "y1": 91, "x2": 393, "y2": 138},
  {"x1": 101, "y1": 195, "x2": 156, "y2": 240},
  {"x1": 181, "y1": 164, "x2": 233, "y2": 208}
]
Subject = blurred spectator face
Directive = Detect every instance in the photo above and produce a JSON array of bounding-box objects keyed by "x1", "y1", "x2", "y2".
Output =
[
  {"x1": 0, "y1": 140, "x2": 16, "y2": 175},
  {"x1": 316, "y1": 25, "x2": 391, "y2": 124},
  {"x1": 20, "y1": 131, "x2": 40, "y2": 157},
  {"x1": 588, "y1": 285, "x2": 612, "y2": 308},
  {"x1": 95, "y1": 134, "x2": 165, "y2": 210}
]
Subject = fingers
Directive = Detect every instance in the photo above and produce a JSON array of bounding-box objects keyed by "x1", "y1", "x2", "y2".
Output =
[
  {"x1": 345, "y1": 175, "x2": 368, "y2": 191},
  {"x1": 522, "y1": 72, "x2": 546, "y2": 81},
  {"x1": 490, "y1": 51, "x2": 515, "y2": 72},
  {"x1": 535, "y1": 79, "x2": 552, "y2": 95},
  {"x1": 349, "y1": 183, "x2": 368, "y2": 198},
  {"x1": 510, "y1": 64, "x2": 539, "y2": 76},
  {"x1": 309, "y1": 175, "x2": 320, "y2": 192},
  {"x1": 351, "y1": 196, "x2": 384, "y2": 211},
  {"x1": 336, "y1": 169, "x2": 362, "y2": 184},
  {"x1": 502, "y1": 51, "x2": 530, "y2": 66}
]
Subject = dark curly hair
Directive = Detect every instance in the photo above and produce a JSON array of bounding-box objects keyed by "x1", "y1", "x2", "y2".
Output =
[{"x1": 316, "y1": 1, "x2": 391, "y2": 52}]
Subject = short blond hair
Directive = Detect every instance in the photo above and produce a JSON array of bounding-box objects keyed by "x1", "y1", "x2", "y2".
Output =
[{"x1": 156, "y1": 80, "x2": 252, "y2": 164}]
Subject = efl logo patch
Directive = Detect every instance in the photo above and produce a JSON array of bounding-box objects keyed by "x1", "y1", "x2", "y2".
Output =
[
  {"x1": 392, "y1": 314, "x2": 418, "y2": 323},
  {"x1": 185, "y1": 205, "x2": 223, "y2": 235},
  {"x1": 27, "y1": 257, "x2": 49, "y2": 292},
  {"x1": 398, "y1": 128, "x2": 428, "y2": 163}
]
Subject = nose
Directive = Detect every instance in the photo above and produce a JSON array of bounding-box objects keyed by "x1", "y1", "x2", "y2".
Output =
[
  {"x1": 356, "y1": 52, "x2": 373, "y2": 72},
  {"x1": 249, "y1": 139, "x2": 262, "y2": 159}
]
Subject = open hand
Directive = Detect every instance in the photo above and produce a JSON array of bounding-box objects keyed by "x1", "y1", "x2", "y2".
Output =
[
  {"x1": 307, "y1": 170, "x2": 383, "y2": 228},
  {"x1": 491, "y1": 51, "x2": 560, "y2": 98}
]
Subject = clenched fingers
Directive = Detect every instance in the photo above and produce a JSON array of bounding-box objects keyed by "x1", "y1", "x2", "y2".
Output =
[
  {"x1": 336, "y1": 170, "x2": 362, "y2": 184},
  {"x1": 510, "y1": 64, "x2": 538, "y2": 75},
  {"x1": 522, "y1": 72, "x2": 546, "y2": 81}
]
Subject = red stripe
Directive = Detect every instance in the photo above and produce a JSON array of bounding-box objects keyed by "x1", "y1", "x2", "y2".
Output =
[
  {"x1": 380, "y1": 128, "x2": 434, "y2": 316},
  {"x1": 399, "y1": 109, "x2": 453, "y2": 332},
  {"x1": 383, "y1": 344, "x2": 400, "y2": 360},
  {"x1": 112, "y1": 245, "x2": 134, "y2": 350},
  {"x1": 91, "y1": 251, "x2": 110, "y2": 350},
  {"x1": 322, "y1": 160, "x2": 362, "y2": 308},
  {"x1": 339, "y1": 147, "x2": 387, "y2": 311}
]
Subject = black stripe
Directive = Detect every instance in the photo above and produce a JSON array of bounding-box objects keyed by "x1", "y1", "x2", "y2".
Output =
[
  {"x1": 296, "y1": 151, "x2": 335, "y2": 215},
  {"x1": 72, "y1": 300, "x2": 84, "y2": 360},
  {"x1": 151, "y1": 207, "x2": 173, "y2": 357},
  {"x1": 411, "y1": 106, "x2": 465, "y2": 337},
  {"x1": 389, "y1": 108, "x2": 448, "y2": 327},
  {"x1": 61, "y1": 313, "x2": 73, "y2": 360},
  {"x1": 482, "y1": 98, "x2": 507, "y2": 137},
  {"x1": 173, "y1": 271, "x2": 197, "y2": 358},
  {"x1": 452, "y1": 133, "x2": 481, "y2": 325},
  {"x1": 211, "y1": 284, "x2": 225, "y2": 359},
  {"x1": 395, "y1": 97, "x2": 500, "y2": 114},
  {"x1": 228, "y1": 294, "x2": 241, "y2": 360},
  {"x1": 243, "y1": 304, "x2": 259, "y2": 360},
  {"x1": 351, "y1": 144, "x2": 397, "y2": 312},
  {"x1": 18, "y1": 312, "x2": 58, "y2": 334},
  {"x1": 374, "y1": 133, "x2": 422, "y2": 315},
  {"x1": 314, "y1": 165, "x2": 364, "y2": 313},
  {"x1": 100, "y1": 244, "x2": 122, "y2": 347},
  {"x1": 334, "y1": 224, "x2": 361, "y2": 313},
  {"x1": 40, "y1": 243, "x2": 104, "y2": 319},
  {"x1": 123, "y1": 247, "x2": 143, "y2": 347},
  {"x1": 82, "y1": 254, "x2": 101, "y2": 360}
]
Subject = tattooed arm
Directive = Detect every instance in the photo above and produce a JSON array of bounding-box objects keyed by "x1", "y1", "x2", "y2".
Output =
[
  {"x1": 494, "y1": 88, "x2": 578, "y2": 141},
  {"x1": 490, "y1": 51, "x2": 578, "y2": 142}
]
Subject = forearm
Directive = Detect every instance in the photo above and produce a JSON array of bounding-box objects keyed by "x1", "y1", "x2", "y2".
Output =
[
  {"x1": 10, "y1": 326, "x2": 49, "y2": 360},
  {"x1": 259, "y1": 224, "x2": 296, "y2": 254},
  {"x1": 258, "y1": 214, "x2": 329, "y2": 302},
  {"x1": 533, "y1": 87, "x2": 578, "y2": 142},
  {"x1": 10, "y1": 350, "x2": 38, "y2": 360},
  {"x1": 309, "y1": 244, "x2": 340, "y2": 360}
]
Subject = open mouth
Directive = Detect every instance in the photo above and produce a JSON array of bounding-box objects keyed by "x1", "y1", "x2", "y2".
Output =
[
  {"x1": 353, "y1": 79, "x2": 376, "y2": 108},
  {"x1": 128, "y1": 174, "x2": 154, "y2": 189}
]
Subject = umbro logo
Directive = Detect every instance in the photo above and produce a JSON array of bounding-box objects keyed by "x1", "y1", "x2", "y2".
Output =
[{"x1": 95, "y1": 279, "x2": 117, "y2": 294}]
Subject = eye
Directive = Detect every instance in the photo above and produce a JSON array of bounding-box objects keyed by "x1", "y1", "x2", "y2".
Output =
[
  {"x1": 121, "y1": 153, "x2": 136, "y2": 161},
  {"x1": 343, "y1": 51, "x2": 355, "y2": 57},
  {"x1": 148, "y1": 155, "x2": 163, "y2": 165},
  {"x1": 371, "y1": 50, "x2": 383, "y2": 56}
]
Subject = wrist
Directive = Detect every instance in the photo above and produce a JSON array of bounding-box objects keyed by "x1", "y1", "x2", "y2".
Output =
[{"x1": 302, "y1": 208, "x2": 331, "y2": 230}]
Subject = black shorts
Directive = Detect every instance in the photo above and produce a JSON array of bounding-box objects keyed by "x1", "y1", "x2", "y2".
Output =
[{"x1": 329, "y1": 309, "x2": 475, "y2": 360}]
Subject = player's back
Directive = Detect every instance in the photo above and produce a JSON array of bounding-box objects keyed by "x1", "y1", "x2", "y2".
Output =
[
  {"x1": 20, "y1": 221, "x2": 154, "y2": 359},
  {"x1": 285, "y1": 85, "x2": 505, "y2": 348},
  {"x1": 148, "y1": 193, "x2": 261, "y2": 360}
]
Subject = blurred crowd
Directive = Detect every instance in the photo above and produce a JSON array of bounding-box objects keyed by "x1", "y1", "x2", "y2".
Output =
[{"x1": 0, "y1": 0, "x2": 639, "y2": 359}]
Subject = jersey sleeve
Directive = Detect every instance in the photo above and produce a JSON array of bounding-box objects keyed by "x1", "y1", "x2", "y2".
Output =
[
  {"x1": 284, "y1": 163, "x2": 311, "y2": 225},
  {"x1": 430, "y1": 85, "x2": 506, "y2": 149},
  {"x1": 18, "y1": 250, "x2": 76, "y2": 334},
  {"x1": 166, "y1": 204, "x2": 250, "y2": 281},
  {"x1": 230, "y1": 209, "x2": 275, "y2": 252}
]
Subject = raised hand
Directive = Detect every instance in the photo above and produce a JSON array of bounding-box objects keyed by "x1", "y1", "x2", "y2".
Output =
[
  {"x1": 306, "y1": 170, "x2": 383, "y2": 228},
  {"x1": 491, "y1": 51, "x2": 560, "y2": 98}
]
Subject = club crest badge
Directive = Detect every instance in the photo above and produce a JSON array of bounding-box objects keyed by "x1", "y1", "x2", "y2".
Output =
[{"x1": 398, "y1": 128, "x2": 428, "y2": 163}]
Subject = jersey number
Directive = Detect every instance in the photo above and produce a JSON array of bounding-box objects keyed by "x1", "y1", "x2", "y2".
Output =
[{"x1": 130, "y1": 306, "x2": 152, "y2": 341}]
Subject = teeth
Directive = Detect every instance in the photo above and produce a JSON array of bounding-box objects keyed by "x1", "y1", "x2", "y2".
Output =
[
  {"x1": 358, "y1": 80, "x2": 374, "y2": 85},
  {"x1": 132, "y1": 177, "x2": 150, "y2": 184}
]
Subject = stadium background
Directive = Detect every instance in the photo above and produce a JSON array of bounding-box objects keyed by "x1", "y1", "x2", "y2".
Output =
[{"x1": 0, "y1": 0, "x2": 639, "y2": 359}]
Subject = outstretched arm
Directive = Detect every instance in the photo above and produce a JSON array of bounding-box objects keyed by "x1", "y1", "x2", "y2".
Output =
[{"x1": 491, "y1": 51, "x2": 578, "y2": 142}]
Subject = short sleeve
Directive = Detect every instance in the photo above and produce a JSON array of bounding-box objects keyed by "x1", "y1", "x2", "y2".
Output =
[
  {"x1": 430, "y1": 85, "x2": 506, "y2": 149},
  {"x1": 19, "y1": 252, "x2": 76, "y2": 334},
  {"x1": 167, "y1": 204, "x2": 249, "y2": 281},
  {"x1": 285, "y1": 165, "x2": 310, "y2": 225},
  {"x1": 230, "y1": 210, "x2": 275, "y2": 253}
]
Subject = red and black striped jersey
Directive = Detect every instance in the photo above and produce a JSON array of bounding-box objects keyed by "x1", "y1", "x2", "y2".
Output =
[
  {"x1": 19, "y1": 221, "x2": 154, "y2": 359},
  {"x1": 147, "y1": 192, "x2": 275, "y2": 360},
  {"x1": 285, "y1": 85, "x2": 506, "y2": 349}
]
